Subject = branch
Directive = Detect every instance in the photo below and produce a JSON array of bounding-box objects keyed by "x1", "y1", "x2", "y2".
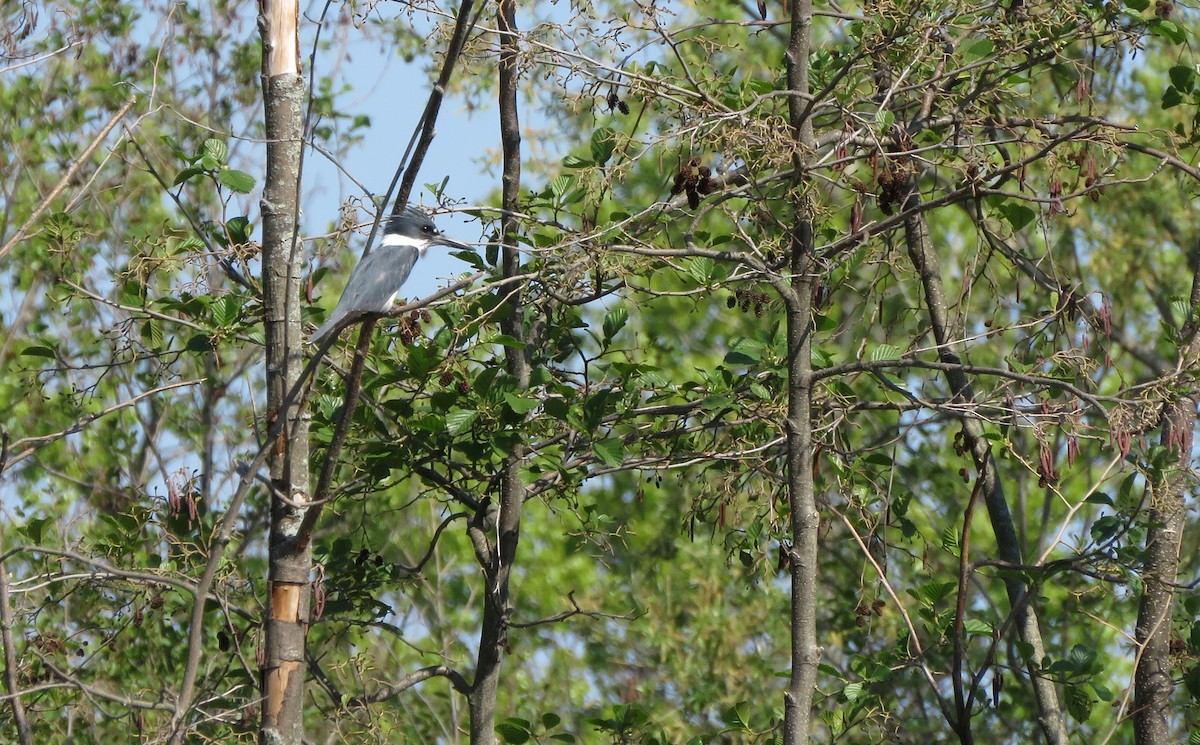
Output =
[
  {"x1": 350, "y1": 664, "x2": 471, "y2": 706},
  {"x1": 0, "y1": 548, "x2": 32, "y2": 745},
  {"x1": 509, "y1": 591, "x2": 639, "y2": 629}
]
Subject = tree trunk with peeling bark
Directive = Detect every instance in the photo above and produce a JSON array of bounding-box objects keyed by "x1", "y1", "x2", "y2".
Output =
[{"x1": 258, "y1": 0, "x2": 310, "y2": 742}]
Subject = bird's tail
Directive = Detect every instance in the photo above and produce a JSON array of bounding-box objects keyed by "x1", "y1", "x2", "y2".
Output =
[{"x1": 308, "y1": 316, "x2": 339, "y2": 344}]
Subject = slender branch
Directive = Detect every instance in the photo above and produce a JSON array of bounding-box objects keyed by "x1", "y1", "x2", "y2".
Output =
[{"x1": 0, "y1": 544, "x2": 32, "y2": 745}]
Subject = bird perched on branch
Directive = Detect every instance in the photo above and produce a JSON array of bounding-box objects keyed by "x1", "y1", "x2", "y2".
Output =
[{"x1": 308, "y1": 205, "x2": 471, "y2": 343}]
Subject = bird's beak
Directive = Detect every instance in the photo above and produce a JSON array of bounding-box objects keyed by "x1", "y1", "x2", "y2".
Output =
[{"x1": 432, "y1": 234, "x2": 472, "y2": 251}]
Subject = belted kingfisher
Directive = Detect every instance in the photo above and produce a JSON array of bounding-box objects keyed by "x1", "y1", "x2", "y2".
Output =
[{"x1": 308, "y1": 206, "x2": 470, "y2": 343}]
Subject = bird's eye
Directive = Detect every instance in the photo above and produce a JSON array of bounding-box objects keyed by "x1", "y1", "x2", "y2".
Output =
[{"x1": 422, "y1": 225, "x2": 433, "y2": 233}]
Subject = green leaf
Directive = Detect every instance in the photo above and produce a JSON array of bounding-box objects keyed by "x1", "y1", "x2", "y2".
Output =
[
  {"x1": 721, "y1": 701, "x2": 752, "y2": 731},
  {"x1": 225, "y1": 216, "x2": 252, "y2": 244},
  {"x1": 172, "y1": 165, "x2": 205, "y2": 186},
  {"x1": 867, "y1": 344, "x2": 900, "y2": 362},
  {"x1": 541, "y1": 712, "x2": 562, "y2": 729},
  {"x1": 1147, "y1": 18, "x2": 1186, "y2": 43},
  {"x1": 1162, "y1": 86, "x2": 1184, "y2": 109},
  {"x1": 445, "y1": 409, "x2": 479, "y2": 437},
  {"x1": 1069, "y1": 644, "x2": 1098, "y2": 672},
  {"x1": 141, "y1": 318, "x2": 164, "y2": 350},
  {"x1": 1085, "y1": 492, "x2": 1113, "y2": 506},
  {"x1": 503, "y1": 393, "x2": 539, "y2": 415},
  {"x1": 602, "y1": 308, "x2": 628, "y2": 343},
  {"x1": 998, "y1": 201, "x2": 1037, "y2": 232},
  {"x1": 212, "y1": 295, "x2": 241, "y2": 327},
  {"x1": 963, "y1": 618, "x2": 993, "y2": 636},
  {"x1": 452, "y1": 249, "x2": 486, "y2": 271},
  {"x1": 725, "y1": 337, "x2": 763, "y2": 366},
  {"x1": 1124, "y1": 0, "x2": 1149, "y2": 8},
  {"x1": 592, "y1": 438, "x2": 625, "y2": 468},
  {"x1": 22, "y1": 517, "x2": 51, "y2": 543},
  {"x1": 1187, "y1": 665, "x2": 1200, "y2": 700},
  {"x1": 688, "y1": 256, "x2": 715, "y2": 285},
  {"x1": 961, "y1": 38, "x2": 994, "y2": 62},
  {"x1": 201, "y1": 138, "x2": 228, "y2": 166},
  {"x1": 1065, "y1": 683, "x2": 1095, "y2": 721},
  {"x1": 488, "y1": 334, "x2": 527, "y2": 349},
  {"x1": 562, "y1": 154, "x2": 591, "y2": 169},
  {"x1": 496, "y1": 719, "x2": 531, "y2": 744},
  {"x1": 217, "y1": 168, "x2": 256, "y2": 193},
  {"x1": 20, "y1": 345, "x2": 56, "y2": 359},
  {"x1": 1169, "y1": 65, "x2": 1196, "y2": 93},
  {"x1": 590, "y1": 126, "x2": 617, "y2": 166}
]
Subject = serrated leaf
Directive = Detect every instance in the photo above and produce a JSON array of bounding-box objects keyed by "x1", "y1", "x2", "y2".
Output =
[
  {"x1": 962, "y1": 618, "x2": 993, "y2": 636},
  {"x1": 1065, "y1": 683, "x2": 1094, "y2": 721},
  {"x1": 842, "y1": 682, "x2": 865, "y2": 702},
  {"x1": 503, "y1": 393, "x2": 538, "y2": 415},
  {"x1": 868, "y1": 344, "x2": 900, "y2": 362},
  {"x1": 225, "y1": 214, "x2": 252, "y2": 243},
  {"x1": 590, "y1": 126, "x2": 617, "y2": 166},
  {"x1": 602, "y1": 308, "x2": 628, "y2": 343},
  {"x1": 445, "y1": 409, "x2": 479, "y2": 437},
  {"x1": 1148, "y1": 17, "x2": 1186, "y2": 43},
  {"x1": 688, "y1": 256, "x2": 715, "y2": 285},
  {"x1": 173, "y1": 165, "x2": 205, "y2": 186},
  {"x1": 201, "y1": 138, "x2": 228, "y2": 166},
  {"x1": 212, "y1": 295, "x2": 241, "y2": 327},
  {"x1": 141, "y1": 318, "x2": 163, "y2": 350},
  {"x1": 217, "y1": 168, "x2": 256, "y2": 194},
  {"x1": 452, "y1": 249, "x2": 486, "y2": 271},
  {"x1": 592, "y1": 438, "x2": 625, "y2": 468},
  {"x1": 541, "y1": 712, "x2": 561, "y2": 729},
  {"x1": 562, "y1": 154, "x2": 591, "y2": 169},
  {"x1": 1069, "y1": 644, "x2": 1097, "y2": 672}
]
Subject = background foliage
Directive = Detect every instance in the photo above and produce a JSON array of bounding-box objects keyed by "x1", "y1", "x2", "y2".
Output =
[{"x1": 1, "y1": 0, "x2": 1199, "y2": 742}]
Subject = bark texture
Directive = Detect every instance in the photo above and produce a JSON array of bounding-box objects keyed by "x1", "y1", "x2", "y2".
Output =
[
  {"x1": 259, "y1": 1, "x2": 309, "y2": 741},
  {"x1": 467, "y1": 1, "x2": 525, "y2": 741},
  {"x1": 781, "y1": 0, "x2": 821, "y2": 740}
]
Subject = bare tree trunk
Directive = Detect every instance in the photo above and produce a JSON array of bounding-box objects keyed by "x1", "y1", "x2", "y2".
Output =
[
  {"x1": 901, "y1": 190, "x2": 1067, "y2": 745},
  {"x1": 466, "y1": 1, "x2": 525, "y2": 742},
  {"x1": 780, "y1": 0, "x2": 820, "y2": 740},
  {"x1": 1133, "y1": 401, "x2": 1188, "y2": 745},
  {"x1": 1132, "y1": 256, "x2": 1200, "y2": 745},
  {"x1": 258, "y1": 1, "x2": 310, "y2": 743}
]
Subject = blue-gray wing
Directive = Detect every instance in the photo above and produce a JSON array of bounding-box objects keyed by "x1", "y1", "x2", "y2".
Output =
[{"x1": 309, "y1": 245, "x2": 419, "y2": 343}]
